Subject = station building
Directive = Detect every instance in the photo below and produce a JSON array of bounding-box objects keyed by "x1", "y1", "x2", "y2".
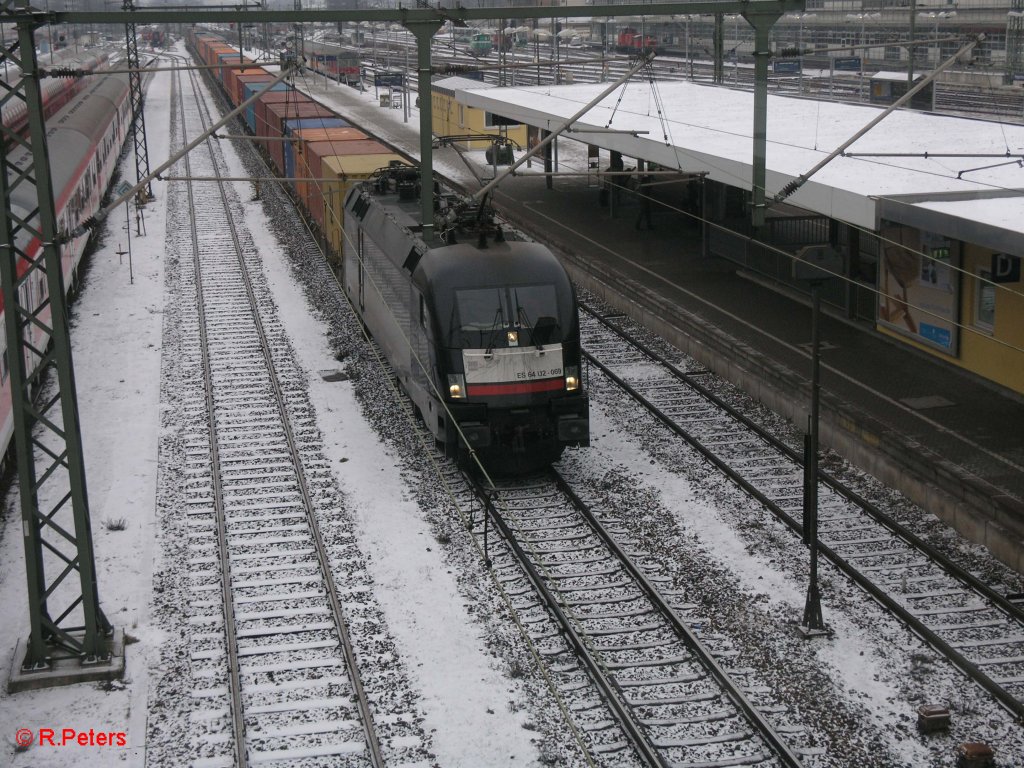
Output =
[{"x1": 431, "y1": 76, "x2": 529, "y2": 153}]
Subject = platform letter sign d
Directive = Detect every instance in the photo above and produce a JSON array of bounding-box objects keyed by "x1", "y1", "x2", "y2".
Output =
[{"x1": 992, "y1": 253, "x2": 1021, "y2": 284}]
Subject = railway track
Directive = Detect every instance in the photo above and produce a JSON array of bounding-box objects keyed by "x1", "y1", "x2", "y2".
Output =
[
  {"x1": 578, "y1": 302, "x2": 1024, "y2": 722},
  {"x1": 166, "y1": 55, "x2": 418, "y2": 767},
  {"x1": 430, "y1": 456, "x2": 810, "y2": 767},
  {"x1": 176, "y1": 36, "x2": 1022, "y2": 763}
]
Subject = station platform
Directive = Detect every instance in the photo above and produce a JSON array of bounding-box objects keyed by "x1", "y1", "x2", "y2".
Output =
[{"x1": 308, "y1": 80, "x2": 1024, "y2": 575}]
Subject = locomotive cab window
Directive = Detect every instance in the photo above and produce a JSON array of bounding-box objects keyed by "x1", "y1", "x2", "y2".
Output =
[
  {"x1": 512, "y1": 285, "x2": 560, "y2": 345},
  {"x1": 451, "y1": 284, "x2": 562, "y2": 348},
  {"x1": 458, "y1": 288, "x2": 505, "y2": 327}
]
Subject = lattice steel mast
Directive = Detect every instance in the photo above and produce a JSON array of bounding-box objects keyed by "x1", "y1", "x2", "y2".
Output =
[
  {"x1": 123, "y1": 0, "x2": 153, "y2": 200},
  {"x1": 0, "y1": 0, "x2": 113, "y2": 674},
  {"x1": 293, "y1": 0, "x2": 304, "y2": 68}
]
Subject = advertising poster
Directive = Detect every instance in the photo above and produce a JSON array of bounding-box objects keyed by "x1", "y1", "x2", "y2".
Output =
[{"x1": 878, "y1": 222, "x2": 959, "y2": 354}]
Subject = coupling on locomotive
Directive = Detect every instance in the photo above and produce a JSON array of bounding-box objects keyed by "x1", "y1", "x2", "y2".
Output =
[{"x1": 342, "y1": 164, "x2": 589, "y2": 473}]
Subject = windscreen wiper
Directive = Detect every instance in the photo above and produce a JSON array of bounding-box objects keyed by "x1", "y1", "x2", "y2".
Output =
[
  {"x1": 484, "y1": 304, "x2": 505, "y2": 355},
  {"x1": 514, "y1": 290, "x2": 544, "y2": 351}
]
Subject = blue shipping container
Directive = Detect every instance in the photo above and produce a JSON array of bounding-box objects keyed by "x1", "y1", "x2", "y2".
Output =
[
  {"x1": 216, "y1": 51, "x2": 245, "y2": 83},
  {"x1": 243, "y1": 81, "x2": 290, "y2": 132},
  {"x1": 283, "y1": 117, "x2": 349, "y2": 179}
]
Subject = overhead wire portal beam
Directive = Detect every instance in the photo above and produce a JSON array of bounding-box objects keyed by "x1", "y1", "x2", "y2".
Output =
[{"x1": 15, "y1": 3, "x2": 809, "y2": 26}]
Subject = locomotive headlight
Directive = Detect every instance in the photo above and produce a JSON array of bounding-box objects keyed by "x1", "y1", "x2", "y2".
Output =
[
  {"x1": 448, "y1": 373, "x2": 466, "y2": 399},
  {"x1": 565, "y1": 366, "x2": 580, "y2": 391},
  {"x1": 507, "y1": 330, "x2": 519, "y2": 347}
]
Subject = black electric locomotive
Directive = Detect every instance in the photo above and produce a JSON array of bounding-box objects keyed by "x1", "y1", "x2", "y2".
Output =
[{"x1": 342, "y1": 165, "x2": 589, "y2": 473}]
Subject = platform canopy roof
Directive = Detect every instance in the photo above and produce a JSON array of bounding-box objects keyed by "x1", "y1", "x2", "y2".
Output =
[{"x1": 456, "y1": 79, "x2": 1024, "y2": 243}]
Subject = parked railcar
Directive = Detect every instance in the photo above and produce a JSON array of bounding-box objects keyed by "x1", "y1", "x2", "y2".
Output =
[
  {"x1": 0, "y1": 70, "x2": 132, "y2": 468},
  {"x1": 307, "y1": 49, "x2": 362, "y2": 87},
  {"x1": 467, "y1": 32, "x2": 493, "y2": 57},
  {"x1": 1, "y1": 50, "x2": 109, "y2": 141},
  {"x1": 617, "y1": 27, "x2": 658, "y2": 54},
  {"x1": 342, "y1": 165, "x2": 589, "y2": 473}
]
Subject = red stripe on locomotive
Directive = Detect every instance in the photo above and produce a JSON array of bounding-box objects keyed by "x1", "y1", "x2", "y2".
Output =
[{"x1": 467, "y1": 378, "x2": 565, "y2": 397}]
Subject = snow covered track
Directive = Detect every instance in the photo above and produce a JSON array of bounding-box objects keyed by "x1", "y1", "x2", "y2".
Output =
[
  {"x1": 165, "y1": 58, "x2": 397, "y2": 767},
  {"x1": 579, "y1": 302, "x2": 1024, "y2": 721},
  {"x1": 455, "y1": 466, "x2": 806, "y2": 768}
]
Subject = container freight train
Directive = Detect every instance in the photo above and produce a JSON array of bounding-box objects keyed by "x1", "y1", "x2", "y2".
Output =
[
  {"x1": 343, "y1": 166, "x2": 589, "y2": 472},
  {"x1": 189, "y1": 30, "x2": 406, "y2": 255},
  {"x1": 188, "y1": 30, "x2": 589, "y2": 472},
  {"x1": 1, "y1": 70, "x2": 132, "y2": 470}
]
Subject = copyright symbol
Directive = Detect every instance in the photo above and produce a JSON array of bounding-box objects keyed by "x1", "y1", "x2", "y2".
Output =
[{"x1": 15, "y1": 728, "x2": 33, "y2": 747}]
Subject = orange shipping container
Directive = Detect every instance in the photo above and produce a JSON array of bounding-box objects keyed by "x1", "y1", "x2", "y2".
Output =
[
  {"x1": 289, "y1": 127, "x2": 368, "y2": 144},
  {"x1": 297, "y1": 140, "x2": 397, "y2": 228},
  {"x1": 288, "y1": 126, "x2": 369, "y2": 192},
  {"x1": 264, "y1": 101, "x2": 333, "y2": 173},
  {"x1": 226, "y1": 66, "x2": 270, "y2": 106},
  {"x1": 205, "y1": 43, "x2": 235, "y2": 67},
  {"x1": 254, "y1": 90, "x2": 307, "y2": 140}
]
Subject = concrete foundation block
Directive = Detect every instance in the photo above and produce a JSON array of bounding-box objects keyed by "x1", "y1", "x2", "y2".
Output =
[{"x1": 7, "y1": 629, "x2": 125, "y2": 694}]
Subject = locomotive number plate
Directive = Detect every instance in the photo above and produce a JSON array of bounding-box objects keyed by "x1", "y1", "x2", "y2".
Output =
[{"x1": 463, "y1": 345, "x2": 564, "y2": 383}]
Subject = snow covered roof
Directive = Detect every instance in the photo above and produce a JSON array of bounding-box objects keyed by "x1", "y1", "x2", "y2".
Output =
[
  {"x1": 916, "y1": 196, "x2": 1022, "y2": 233},
  {"x1": 877, "y1": 191, "x2": 1024, "y2": 254},
  {"x1": 432, "y1": 75, "x2": 490, "y2": 95},
  {"x1": 455, "y1": 79, "x2": 1024, "y2": 236},
  {"x1": 870, "y1": 71, "x2": 927, "y2": 82}
]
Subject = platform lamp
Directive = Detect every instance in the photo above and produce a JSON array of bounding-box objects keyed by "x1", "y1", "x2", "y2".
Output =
[{"x1": 793, "y1": 245, "x2": 843, "y2": 638}]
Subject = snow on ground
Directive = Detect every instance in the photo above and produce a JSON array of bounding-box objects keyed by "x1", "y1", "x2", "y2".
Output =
[
  {"x1": 233, "y1": 186, "x2": 538, "y2": 766},
  {"x1": 0, "y1": 44, "x2": 543, "y2": 767},
  {"x1": 575, "y1": 399, "x2": 937, "y2": 767},
  {"x1": 2, "y1": 39, "x2": 1022, "y2": 768}
]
